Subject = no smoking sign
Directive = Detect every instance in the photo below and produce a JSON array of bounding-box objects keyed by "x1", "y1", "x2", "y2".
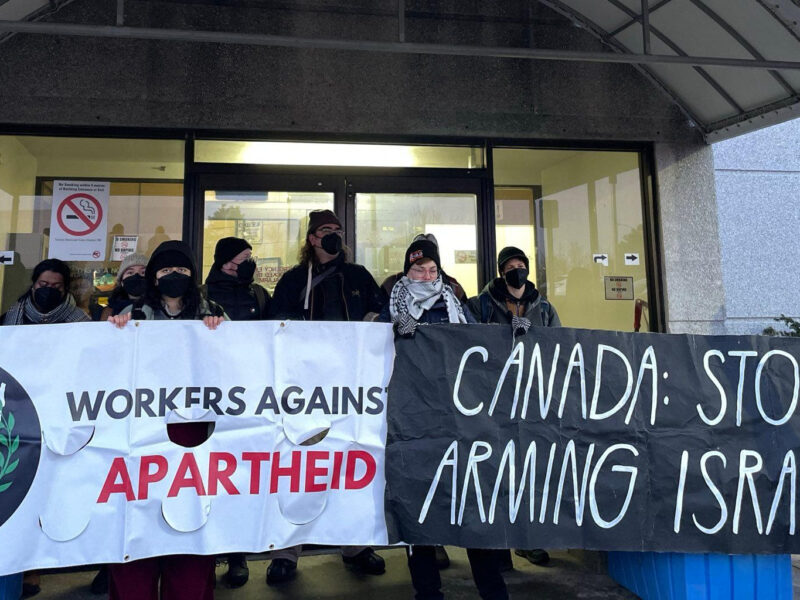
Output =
[
  {"x1": 48, "y1": 181, "x2": 109, "y2": 261},
  {"x1": 56, "y1": 193, "x2": 103, "y2": 237}
]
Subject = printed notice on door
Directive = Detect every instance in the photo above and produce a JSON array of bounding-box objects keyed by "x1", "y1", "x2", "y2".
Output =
[{"x1": 48, "y1": 180, "x2": 110, "y2": 261}]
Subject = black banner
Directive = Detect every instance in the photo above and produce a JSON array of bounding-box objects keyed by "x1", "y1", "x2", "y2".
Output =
[{"x1": 385, "y1": 325, "x2": 800, "y2": 554}]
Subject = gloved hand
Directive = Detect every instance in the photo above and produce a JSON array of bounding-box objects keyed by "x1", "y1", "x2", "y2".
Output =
[
  {"x1": 394, "y1": 314, "x2": 419, "y2": 338},
  {"x1": 511, "y1": 315, "x2": 532, "y2": 337}
]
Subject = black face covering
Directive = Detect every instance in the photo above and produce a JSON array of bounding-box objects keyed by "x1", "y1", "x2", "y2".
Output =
[
  {"x1": 157, "y1": 272, "x2": 192, "y2": 298},
  {"x1": 504, "y1": 267, "x2": 529, "y2": 290},
  {"x1": 33, "y1": 287, "x2": 63, "y2": 312},
  {"x1": 121, "y1": 274, "x2": 146, "y2": 297},
  {"x1": 320, "y1": 233, "x2": 343, "y2": 255},
  {"x1": 236, "y1": 259, "x2": 256, "y2": 282}
]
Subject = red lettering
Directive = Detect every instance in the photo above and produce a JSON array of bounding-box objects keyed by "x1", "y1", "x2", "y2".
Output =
[
  {"x1": 97, "y1": 457, "x2": 135, "y2": 503},
  {"x1": 331, "y1": 451, "x2": 343, "y2": 490},
  {"x1": 305, "y1": 451, "x2": 329, "y2": 492},
  {"x1": 167, "y1": 453, "x2": 207, "y2": 497},
  {"x1": 270, "y1": 451, "x2": 301, "y2": 493},
  {"x1": 137, "y1": 455, "x2": 168, "y2": 500},
  {"x1": 208, "y1": 452, "x2": 239, "y2": 495},
  {"x1": 345, "y1": 450, "x2": 376, "y2": 490},
  {"x1": 242, "y1": 452, "x2": 270, "y2": 494}
]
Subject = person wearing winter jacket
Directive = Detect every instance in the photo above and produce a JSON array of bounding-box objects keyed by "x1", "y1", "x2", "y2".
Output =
[
  {"x1": 467, "y1": 245, "x2": 559, "y2": 568},
  {"x1": 266, "y1": 209, "x2": 387, "y2": 584},
  {"x1": 270, "y1": 209, "x2": 385, "y2": 322},
  {"x1": 204, "y1": 237, "x2": 270, "y2": 322},
  {"x1": 467, "y1": 246, "x2": 560, "y2": 334},
  {"x1": 380, "y1": 239, "x2": 508, "y2": 600},
  {"x1": 1, "y1": 258, "x2": 90, "y2": 326},
  {"x1": 379, "y1": 233, "x2": 468, "y2": 305},
  {"x1": 107, "y1": 240, "x2": 225, "y2": 600}
]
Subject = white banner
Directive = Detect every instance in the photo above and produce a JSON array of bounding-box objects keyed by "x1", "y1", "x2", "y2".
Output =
[
  {"x1": 0, "y1": 320, "x2": 394, "y2": 576},
  {"x1": 48, "y1": 180, "x2": 109, "y2": 261}
]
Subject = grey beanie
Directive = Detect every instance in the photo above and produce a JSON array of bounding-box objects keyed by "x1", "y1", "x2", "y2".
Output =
[{"x1": 116, "y1": 253, "x2": 148, "y2": 283}]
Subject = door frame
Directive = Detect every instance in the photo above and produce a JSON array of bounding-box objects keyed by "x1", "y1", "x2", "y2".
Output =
[{"x1": 186, "y1": 164, "x2": 492, "y2": 288}]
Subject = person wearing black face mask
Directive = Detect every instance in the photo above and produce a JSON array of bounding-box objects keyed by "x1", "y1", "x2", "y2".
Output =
[
  {"x1": 1, "y1": 258, "x2": 90, "y2": 326},
  {"x1": 99, "y1": 253, "x2": 149, "y2": 321},
  {"x1": 267, "y1": 210, "x2": 387, "y2": 584},
  {"x1": 468, "y1": 246, "x2": 560, "y2": 333},
  {"x1": 112, "y1": 240, "x2": 227, "y2": 323},
  {"x1": 203, "y1": 237, "x2": 270, "y2": 323},
  {"x1": 467, "y1": 246, "x2": 559, "y2": 571},
  {"x1": 106, "y1": 240, "x2": 225, "y2": 600},
  {"x1": 270, "y1": 209, "x2": 385, "y2": 322},
  {"x1": 0, "y1": 257, "x2": 88, "y2": 597}
]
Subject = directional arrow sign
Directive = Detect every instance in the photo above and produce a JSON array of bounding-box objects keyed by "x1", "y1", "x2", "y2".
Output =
[
  {"x1": 592, "y1": 254, "x2": 609, "y2": 267},
  {"x1": 0, "y1": 251, "x2": 13, "y2": 265},
  {"x1": 625, "y1": 253, "x2": 640, "y2": 266}
]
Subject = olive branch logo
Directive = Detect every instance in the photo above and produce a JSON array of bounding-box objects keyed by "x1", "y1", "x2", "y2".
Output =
[{"x1": 0, "y1": 382, "x2": 20, "y2": 493}]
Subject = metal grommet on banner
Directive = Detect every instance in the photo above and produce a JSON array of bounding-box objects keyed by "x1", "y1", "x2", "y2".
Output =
[
  {"x1": 123, "y1": 555, "x2": 130, "y2": 561},
  {"x1": 280, "y1": 322, "x2": 285, "y2": 328},
  {"x1": 134, "y1": 321, "x2": 140, "y2": 327},
  {"x1": 269, "y1": 544, "x2": 275, "y2": 549}
]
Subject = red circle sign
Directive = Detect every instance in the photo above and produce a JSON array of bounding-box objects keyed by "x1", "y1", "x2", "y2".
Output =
[{"x1": 56, "y1": 193, "x2": 103, "y2": 237}]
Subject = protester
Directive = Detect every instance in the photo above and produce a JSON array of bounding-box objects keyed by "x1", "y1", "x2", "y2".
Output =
[
  {"x1": 99, "y1": 253, "x2": 148, "y2": 321},
  {"x1": 468, "y1": 246, "x2": 560, "y2": 569},
  {"x1": 379, "y1": 238, "x2": 508, "y2": 600},
  {"x1": 204, "y1": 237, "x2": 269, "y2": 322},
  {"x1": 267, "y1": 209, "x2": 386, "y2": 584},
  {"x1": 114, "y1": 240, "x2": 226, "y2": 323},
  {"x1": 467, "y1": 246, "x2": 560, "y2": 333},
  {"x1": 379, "y1": 233, "x2": 468, "y2": 304},
  {"x1": 201, "y1": 236, "x2": 269, "y2": 587},
  {"x1": 0, "y1": 258, "x2": 89, "y2": 597},
  {"x1": 107, "y1": 240, "x2": 225, "y2": 600},
  {"x1": 1, "y1": 258, "x2": 90, "y2": 326}
]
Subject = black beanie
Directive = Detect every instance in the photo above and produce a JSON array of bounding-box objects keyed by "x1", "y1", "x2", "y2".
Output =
[
  {"x1": 403, "y1": 239, "x2": 441, "y2": 275},
  {"x1": 307, "y1": 209, "x2": 342, "y2": 234},
  {"x1": 214, "y1": 237, "x2": 252, "y2": 267},
  {"x1": 146, "y1": 240, "x2": 196, "y2": 283},
  {"x1": 497, "y1": 246, "x2": 529, "y2": 274}
]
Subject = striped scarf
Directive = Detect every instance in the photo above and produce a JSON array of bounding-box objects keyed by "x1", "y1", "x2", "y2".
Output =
[{"x1": 2, "y1": 293, "x2": 89, "y2": 325}]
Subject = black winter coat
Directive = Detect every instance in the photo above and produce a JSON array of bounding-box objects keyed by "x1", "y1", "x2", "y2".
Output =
[
  {"x1": 204, "y1": 269, "x2": 270, "y2": 321},
  {"x1": 467, "y1": 278, "x2": 560, "y2": 327},
  {"x1": 270, "y1": 254, "x2": 386, "y2": 321}
]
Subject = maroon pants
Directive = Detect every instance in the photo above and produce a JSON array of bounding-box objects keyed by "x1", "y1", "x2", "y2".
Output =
[{"x1": 108, "y1": 555, "x2": 215, "y2": 600}]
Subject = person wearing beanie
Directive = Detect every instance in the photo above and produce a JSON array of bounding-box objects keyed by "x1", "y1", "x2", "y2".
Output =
[
  {"x1": 467, "y1": 246, "x2": 559, "y2": 571},
  {"x1": 379, "y1": 233, "x2": 468, "y2": 303},
  {"x1": 112, "y1": 240, "x2": 227, "y2": 322},
  {"x1": 107, "y1": 241, "x2": 226, "y2": 600},
  {"x1": 269, "y1": 209, "x2": 385, "y2": 322},
  {"x1": 379, "y1": 243, "x2": 510, "y2": 600},
  {"x1": 204, "y1": 237, "x2": 270, "y2": 323},
  {"x1": 266, "y1": 210, "x2": 387, "y2": 583},
  {"x1": 468, "y1": 246, "x2": 559, "y2": 331},
  {"x1": 99, "y1": 253, "x2": 149, "y2": 321}
]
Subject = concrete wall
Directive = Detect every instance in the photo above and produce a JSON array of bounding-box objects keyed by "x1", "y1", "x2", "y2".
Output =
[
  {"x1": 655, "y1": 140, "x2": 727, "y2": 335},
  {"x1": 713, "y1": 118, "x2": 800, "y2": 335},
  {"x1": 0, "y1": 0, "x2": 697, "y2": 143}
]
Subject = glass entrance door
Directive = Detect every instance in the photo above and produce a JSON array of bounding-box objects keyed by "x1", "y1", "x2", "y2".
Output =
[
  {"x1": 195, "y1": 172, "x2": 485, "y2": 296},
  {"x1": 198, "y1": 174, "x2": 339, "y2": 293},
  {"x1": 349, "y1": 176, "x2": 483, "y2": 298}
]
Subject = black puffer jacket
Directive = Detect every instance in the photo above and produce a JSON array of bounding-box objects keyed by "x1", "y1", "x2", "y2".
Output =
[
  {"x1": 270, "y1": 254, "x2": 386, "y2": 321},
  {"x1": 203, "y1": 269, "x2": 270, "y2": 321},
  {"x1": 467, "y1": 278, "x2": 560, "y2": 327}
]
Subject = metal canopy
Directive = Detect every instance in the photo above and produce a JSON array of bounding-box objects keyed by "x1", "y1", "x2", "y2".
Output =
[{"x1": 1, "y1": 0, "x2": 799, "y2": 142}]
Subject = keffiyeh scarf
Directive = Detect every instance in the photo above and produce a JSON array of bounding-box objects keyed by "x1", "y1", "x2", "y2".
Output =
[{"x1": 389, "y1": 275, "x2": 467, "y2": 324}]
